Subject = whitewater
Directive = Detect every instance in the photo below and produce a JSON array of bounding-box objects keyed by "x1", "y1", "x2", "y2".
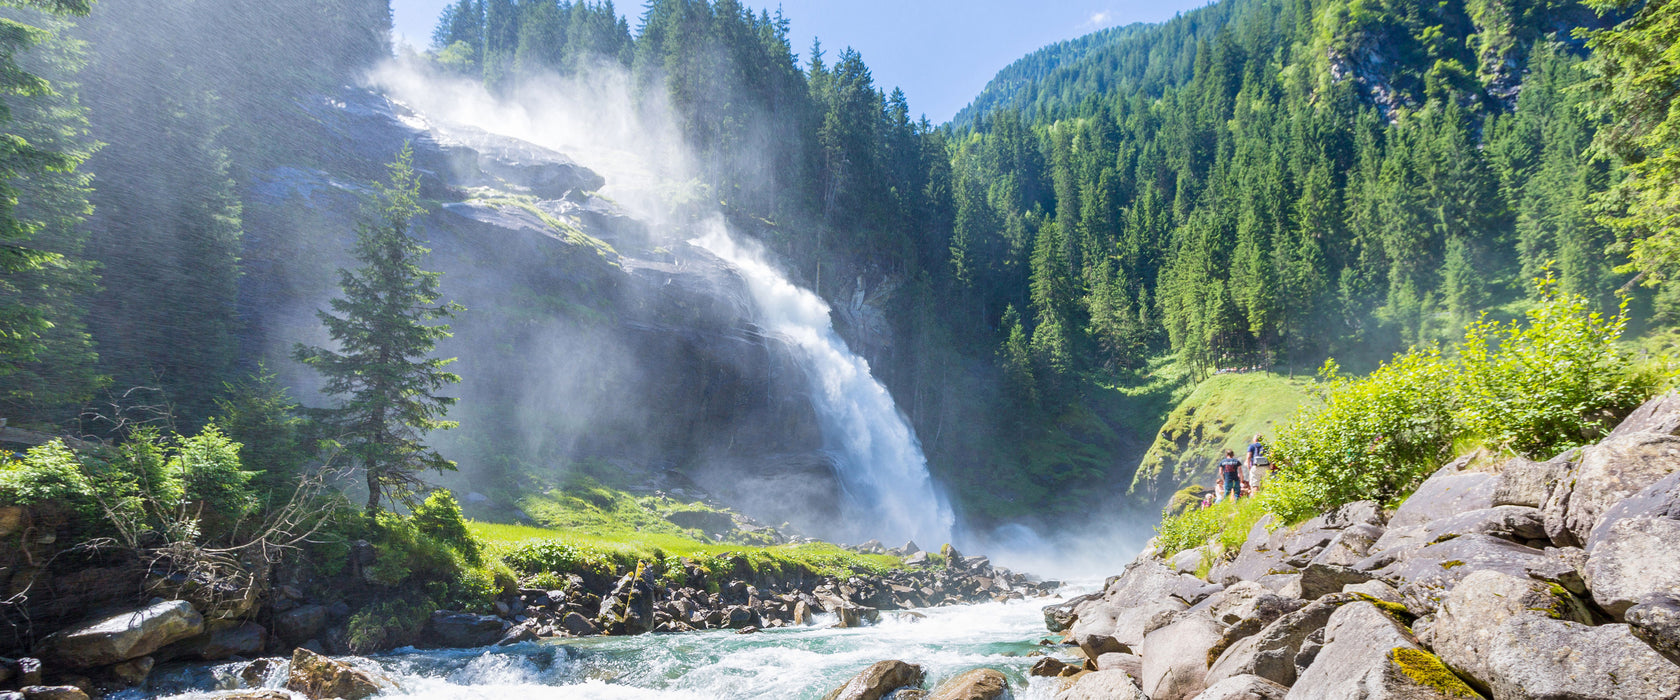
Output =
[{"x1": 130, "y1": 593, "x2": 1085, "y2": 699}]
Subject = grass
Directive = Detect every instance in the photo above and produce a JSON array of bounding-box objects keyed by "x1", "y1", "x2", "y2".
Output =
[
  {"x1": 1153, "y1": 494, "x2": 1269, "y2": 558},
  {"x1": 1130, "y1": 371, "x2": 1314, "y2": 500},
  {"x1": 470, "y1": 520, "x2": 904, "y2": 585},
  {"x1": 463, "y1": 473, "x2": 905, "y2": 586}
]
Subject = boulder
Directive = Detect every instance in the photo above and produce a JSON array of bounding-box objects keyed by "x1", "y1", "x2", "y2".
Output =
[
  {"x1": 273, "y1": 604, "x2": 328, "y2": 645},
  {"x1": 110, "y1": 655, "x2": 153, "y2": 685},
  {"x1": 1387, "y1": 464, "x2": 1496, "y2": 531},
  {"x1": 285, "y1": 647, "x2": 387, "y2": 700},
  {"x1": 1288, "y1": 602, "x2": 1480, "y2": 700},
  {"x1": 1070, "y1": 560, "x2": 1204, "y2": 649},
  {"x1": 1306, "y1": 523, "x2": 1384, "y2": 567},
  {"x1": 1582, "y1": 470, "x2": 1680, "y2": 619},
  {"x1": 1543, "y1": 433, "x2": 1680, "y2": 547},
  {"x1": 196, "y1": 622, "x2": 266, "y2": 660},
  {"x1": 1367, "y1": 506, "x2": 1548, "y2": 564},
  {"x1": 1626, "y1": 594, "x2": 1680, "y2": 665},
  {"x1": 238, "y1": 657, "x2": 285, "y2": 687},
  {"x1": 1029, "y1": 657, "x2": 1082, "y2": 678},
  {"x1": 1052, "y1": 669, "x2": 1145, "y2": 700},
  {"x1": 35, "y1": 600, "x2": 204, "y2": 668},
  {"x1": 1170, "y1": 548, "x2": 1205, "y2": 575},
  {"x1": 822, "y1": 660, "x2": 925, "y2": 700},
  {"x1": 1342, "y1": 580, "x2": 1403, "y2": 603},
  {"x1": 1367, "y1": 533, "x2": 1568, "y2": 614},
  {"x1": 1210, "y1": 516, "x2": 1291, "y2": 587},
  {"x1": 1205, "y1": 593, "x2": 1358, "y2": 688},
  {"x1": 793, "y1": 600, "x2": 815, "y2": 625},
  {"x1": 1043, "y1": 592, "x2": 1099, "y2": 633},
  {"x1": 1424, "y1": 569, "x2": 1592, "y2": 695},
  {"x1": 1481, "y1": 617, "x2": 1680, "y2": 699},
  {"x1": 1491, "y1": 457, "x2": 1569, "y2": 509},
  {"x1": 560, "y1": 611, "x2": 598, "y2": 636},
  {"x1": 1194, "y1": 674, "x2": 1288, "y2": 700},
  {"x1": 925, "y1": 668, "x2": 1008, "y2": 700},
  {"x1": 1138, "y1": 612, "x2": 1222, "y2": 700},
  {"x1": 1096, "y1": 652, "x2": 1143, "y2": 678},
  {"x1": 426, "y1": 611, "x2": 506, "y2": 648},
  {"x1": 1295, "y1": 562, "x2": 1372, "y2": 600},
  {"x1": 18, "y1": 688, "x2": 87, "y2": 700},
  {"x1": 1608, "y1": 390, "x2": 1680, "y2": 438}
]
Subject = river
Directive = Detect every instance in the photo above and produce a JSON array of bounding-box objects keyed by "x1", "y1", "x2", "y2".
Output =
[{"x1": 130, "y1": 590, "x2": 1086, "y2": 700}]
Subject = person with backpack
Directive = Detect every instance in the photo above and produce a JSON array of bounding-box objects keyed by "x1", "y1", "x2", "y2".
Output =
[
  {"x1": 1246, "y1": 433, "x2": 1270, "y2": 493},
  {"x1": 1218, "y1": 449, "x2": 1244, "y2": 502}
]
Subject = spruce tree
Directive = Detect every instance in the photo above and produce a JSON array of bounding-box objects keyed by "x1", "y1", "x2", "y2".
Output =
[{"x1": 294, "y1": 145, "x2": 462, "y2": 515}]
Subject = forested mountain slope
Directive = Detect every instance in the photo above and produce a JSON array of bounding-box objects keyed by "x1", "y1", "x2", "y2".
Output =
[{"x1": 2, "y1": 0, "x2": 1670, "y2": 534}]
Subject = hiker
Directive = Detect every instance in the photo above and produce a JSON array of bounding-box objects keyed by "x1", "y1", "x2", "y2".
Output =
[
  {"x1": 1218, "y1": 448, "x2": 1244, "y2": 502},
  {"x1": 1246, "y1": 433, "x2": 1270, "y2": 492}
]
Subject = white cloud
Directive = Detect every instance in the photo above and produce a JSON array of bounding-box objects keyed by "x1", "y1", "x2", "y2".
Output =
[{"x1": 1084, "y1": 10, "x2": 1115, "y2": 28}]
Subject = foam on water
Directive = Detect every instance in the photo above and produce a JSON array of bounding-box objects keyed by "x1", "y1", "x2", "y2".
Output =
[
  {"x1": 692, "y1": 220, "x2": 954, "y2": 547},
  {"x1": 140, "y1": 593, "x2": 1089, "y2": 700}
]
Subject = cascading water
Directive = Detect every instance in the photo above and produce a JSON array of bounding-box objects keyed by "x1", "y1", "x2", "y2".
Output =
[{"x1": 692, "y1": 221, "x2": 954, "y2": 547}]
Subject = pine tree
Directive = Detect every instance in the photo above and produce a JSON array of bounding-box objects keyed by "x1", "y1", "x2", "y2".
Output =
[
  {"x1": 0, "y1": 0, "x2": 99, "y2": 418},
  {"x1": 294, "y1": 145, "x2": 463, "y2": 515}
]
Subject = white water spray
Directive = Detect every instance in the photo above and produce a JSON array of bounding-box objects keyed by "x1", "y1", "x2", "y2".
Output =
[{"x1": 693, "y1": 221, "x2": 954, "y2": 547}]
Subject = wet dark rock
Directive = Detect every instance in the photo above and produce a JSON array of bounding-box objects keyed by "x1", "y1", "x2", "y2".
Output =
[
  {"x1": 285, "y1": 647, "x2": 388, "y2": 700},
  {"x1": 1029, "y1": 656, "x2": 1082, "y2": 677},
  {"x1": 273, "y1": 604, "x2": 327, "y2": 646},
  {"x1": 427, "y1": 611, "x2": 507, "y2": 648},
  {"x1": 17, "y1": 688, "x2": 87, "y2": 700}
]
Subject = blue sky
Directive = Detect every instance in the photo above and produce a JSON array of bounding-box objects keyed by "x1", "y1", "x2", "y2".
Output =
[{"x1": 390, "y1": 0, "x2": 1215, "y2": 123}]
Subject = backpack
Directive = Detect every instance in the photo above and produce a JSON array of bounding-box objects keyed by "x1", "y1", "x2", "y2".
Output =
[{"x1": 1251, "y1": 442, "x2": 1270, "y2": 467}]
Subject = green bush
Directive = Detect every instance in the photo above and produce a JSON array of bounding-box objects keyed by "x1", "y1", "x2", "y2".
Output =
[
  {"x1": 170, "y1": 424, "x2": 259, "y2": 522},
  {"x1": 1262, "y1": 277, "x2": 1668, "y2": 523},
  {"x1": 1267, "y1": 350, "x2": 1459, "y2": 515},
  {"x1": 412, "y1": 489, "x2": 480, "y2": 564},
  {"x1": 0, "y1": 440, "x2": 95, "y2": 509},
  {"x1": 1155, "y1": 495, "x2": 1269, "y2": 557},
  {"x1": 1456, "y1": 277, "x2": 1656, "y2": 456}
]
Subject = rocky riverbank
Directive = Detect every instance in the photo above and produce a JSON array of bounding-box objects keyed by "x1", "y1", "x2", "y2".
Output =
[
  {"x1": 1018, "y1": 391, "x2": 1680, "y2": 699},
  {"x1": 0, "y1": 542, "x2": 1052, "y2": 699}
]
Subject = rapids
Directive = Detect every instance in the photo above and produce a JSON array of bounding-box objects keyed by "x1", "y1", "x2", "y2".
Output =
[{"x1": 135, "y1": 592, "x2": 1088, "y2": 700}]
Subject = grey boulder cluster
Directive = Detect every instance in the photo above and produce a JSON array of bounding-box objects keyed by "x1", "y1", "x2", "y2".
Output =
[
  {"x1": 435, "y1": 542, "x2": 1054, "y2": 645},
  {"x1": 1031, "y1": 390, "x2": 1680, "y2": 700}
]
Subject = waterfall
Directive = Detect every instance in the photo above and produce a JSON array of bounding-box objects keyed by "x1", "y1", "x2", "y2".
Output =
[{"x1": 693, "y1": 221, "x2": 954, "y2": 547}]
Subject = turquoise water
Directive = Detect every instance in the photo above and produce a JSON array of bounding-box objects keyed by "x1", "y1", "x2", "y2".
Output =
[{"x1": 140, "y1": 592, "x2": 1083, "y2": 699}]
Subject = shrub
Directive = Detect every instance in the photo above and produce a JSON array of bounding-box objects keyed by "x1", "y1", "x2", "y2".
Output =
[
  {"x1": 1269, "y1": 351, "x2": 1458, "y2": 514},
  {"x1": 170, "y1": 424, "x2": 259, "y2": 522},
  {"x1": 412, "y1": 489, "x2": 480, "y2": 564},
  {"x1": 1456, "y1": 276, "x2": 1656, "y2": 456},
  {"x1": 1261, "y1": 276, "x2": 1668, "y2": 522},
  {"x1": 0, "y1": 440, "x2": 95, "y2": 509}
]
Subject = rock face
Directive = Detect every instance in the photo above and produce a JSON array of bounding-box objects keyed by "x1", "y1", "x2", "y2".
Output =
[
  {"x1": 35, "y1": 600, "x2": 204, "y2": 668},
  {"x1": 285, "y1": 647, "x2": 387, "y2": 700},
  {"x1": 924, "y1": 668, "x2": 1009, "y2": 700},
  {"x1": 822, "y1": 660, "x2": 925, "y2": 700}
]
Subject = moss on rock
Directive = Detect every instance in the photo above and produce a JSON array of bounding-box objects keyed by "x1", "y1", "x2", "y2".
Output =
[{"x1": 1388, "y1": 647, "x2": 1482, "y2": 698}]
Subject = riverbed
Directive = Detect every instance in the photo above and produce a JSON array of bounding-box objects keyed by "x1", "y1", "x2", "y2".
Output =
[{"x1": 130, "y1": 591, "x2": 1086, "y2": 700}]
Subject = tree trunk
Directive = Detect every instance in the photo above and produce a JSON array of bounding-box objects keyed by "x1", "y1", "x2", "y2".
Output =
[{"x1": 365, "y1": 463, "x2": 381, "y2": 515}]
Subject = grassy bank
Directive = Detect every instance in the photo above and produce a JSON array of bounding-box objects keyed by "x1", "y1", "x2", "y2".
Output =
[{"x1": 1130, "y1": 371, "x2": 1314, "y2": 501}]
